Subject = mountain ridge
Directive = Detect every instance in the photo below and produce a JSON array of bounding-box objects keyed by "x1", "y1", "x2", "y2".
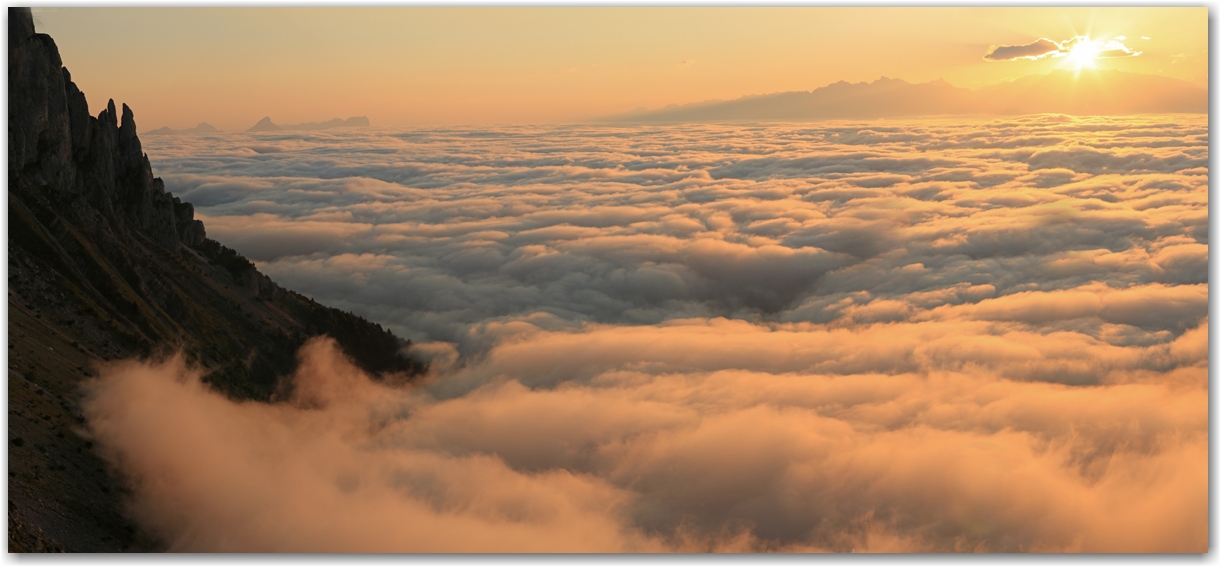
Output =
[
  {"x1": 246, "y1": 115, "x2": 371, "y2": 132},
  {"x1": 609, "y1": 70, "x2": 1206, "y2": 122},
  {"x1": 145, "y1": 122, "x2": 219, "y2": 135}
]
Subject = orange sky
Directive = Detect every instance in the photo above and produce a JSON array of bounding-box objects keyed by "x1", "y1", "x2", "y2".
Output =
[{"x1": 32, "y1": 7, "x2": 1208, "y2": 129}]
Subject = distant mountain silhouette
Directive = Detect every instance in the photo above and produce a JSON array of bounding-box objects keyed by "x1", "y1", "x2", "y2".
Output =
[
  {"x1": 247, "y1": 116, "x2": 280, "y2": 132},
  {"x1": 246, "y1": 116, "x2": 371, "y2": 132},
  {"x1": 145, "y1": 122, "x2": 220, "y2": 135},
  {"x1": 610, "y1": 70, "x2": 1206, "y2": 122}
]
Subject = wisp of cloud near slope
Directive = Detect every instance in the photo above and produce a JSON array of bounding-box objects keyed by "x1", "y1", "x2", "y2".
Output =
[{"x1": 81, "y1": 114, "x2": 1208, "y2": 552}]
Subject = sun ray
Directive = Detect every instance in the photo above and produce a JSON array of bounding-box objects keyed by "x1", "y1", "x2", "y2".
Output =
[{"x1": 1066, "y1": 37, "x2": 1100, "y2": 70}]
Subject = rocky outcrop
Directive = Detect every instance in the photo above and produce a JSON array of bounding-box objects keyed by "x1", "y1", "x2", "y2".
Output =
[
  {"x1": 172, "y1": 197, "x2": 207, "y2": 246},
  {"x1": 9, "y1": 5, "x2": 421, "y2": 385},
  {"x1": 9, "y1": 8, "x2": 201, "y2": 253}
]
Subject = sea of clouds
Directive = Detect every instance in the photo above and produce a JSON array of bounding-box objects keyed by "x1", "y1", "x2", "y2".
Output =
[{"x1": 82, "y1": 115, "x2": 1208, "y2": 551}]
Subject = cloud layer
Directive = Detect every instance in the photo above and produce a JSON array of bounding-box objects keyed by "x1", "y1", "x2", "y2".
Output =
[
  {"x1": 84, "y1": 323, "x2": 1207, "y2": 552},
  {"x1": 143, "y1": 116, "x2": 1207, "y2": 350},
  {"x1": 82, "y1": 115, "x2": 1212, "y2": 552}
]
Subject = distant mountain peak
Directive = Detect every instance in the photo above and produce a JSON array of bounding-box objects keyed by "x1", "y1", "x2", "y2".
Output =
[
  {"x1": 247, "y1": 116, "x2": 281, "y2": 132},
  {"x1": 145, "y1": 122, "x2": 221, "y2": 135},
  {"x1": 608, "y1": 69, "x2": 1205, "y2": 123},
  {"x1": 245, "y1": 116, "x2": 370, "y2": 132}
]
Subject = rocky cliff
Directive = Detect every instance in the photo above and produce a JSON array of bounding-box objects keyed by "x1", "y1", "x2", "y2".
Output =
[
  {"x1": 7, "y1": 7, "x2": 424, "y2": 551},
  {"x1": 10, "y1": 8, "x2": 202, "y2": 253}
]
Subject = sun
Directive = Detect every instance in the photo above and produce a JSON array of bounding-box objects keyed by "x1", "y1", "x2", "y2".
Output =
[{"x1": 1064, "y1": 37, "x2": 1100, "y2": 70}]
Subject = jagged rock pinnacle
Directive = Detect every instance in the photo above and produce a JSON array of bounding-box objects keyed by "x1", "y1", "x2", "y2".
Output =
[{"x1": 8, "y1": 8, "x2": 203, "y2": 252}]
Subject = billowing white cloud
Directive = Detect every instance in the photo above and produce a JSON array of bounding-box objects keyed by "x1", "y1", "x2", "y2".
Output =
[
  {"x1": 142, "y1": 115, "x2": 1206, "y2": 348},
  {"x1": 96, "y1": 114, "x2": 1210, "y2": 552},
  {"x1": 83, "y1": 323, "x2": 1207, "y2": 552}
]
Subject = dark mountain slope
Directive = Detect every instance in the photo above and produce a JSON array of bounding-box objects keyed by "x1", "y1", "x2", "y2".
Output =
[{"x1": 7, "y1": 7, "x2": 424, "y2": 551}]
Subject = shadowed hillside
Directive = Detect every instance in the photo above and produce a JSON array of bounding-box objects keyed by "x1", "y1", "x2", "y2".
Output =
[{"x1": 8, "y1": 7, "x2": 423, "y2": 551}]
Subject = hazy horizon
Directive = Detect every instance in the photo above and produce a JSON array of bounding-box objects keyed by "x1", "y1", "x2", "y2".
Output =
[
  {"x1": 118, "y1": 68, "x2": 1213, "y2": 133},
  {"x1": 32, "y1": 7, "x2": 1207, "y2": 129}
]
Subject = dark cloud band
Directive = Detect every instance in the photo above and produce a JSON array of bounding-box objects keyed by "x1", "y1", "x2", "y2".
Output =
[
  {"x1": 985, "y1": 38, "x2": 1063, "y2": 61},
  {"x1": 985, "y1": 36, "x2": 1142, "y2": 61}
]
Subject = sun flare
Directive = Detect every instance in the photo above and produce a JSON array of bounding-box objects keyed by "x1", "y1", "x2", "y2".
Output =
[{"x1": 1065, "y1": 37, "x2": 1100, "y2": 69}]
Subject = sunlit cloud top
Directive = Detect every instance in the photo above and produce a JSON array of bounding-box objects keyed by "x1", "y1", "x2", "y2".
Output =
[{"x1": 87, "y1": 114, "x2": 1209, "y2": 552}]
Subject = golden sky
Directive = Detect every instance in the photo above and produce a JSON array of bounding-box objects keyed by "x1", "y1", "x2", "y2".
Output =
[{"x1": 32, "y1": 7, "x2": 1208, "y2": 129}]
